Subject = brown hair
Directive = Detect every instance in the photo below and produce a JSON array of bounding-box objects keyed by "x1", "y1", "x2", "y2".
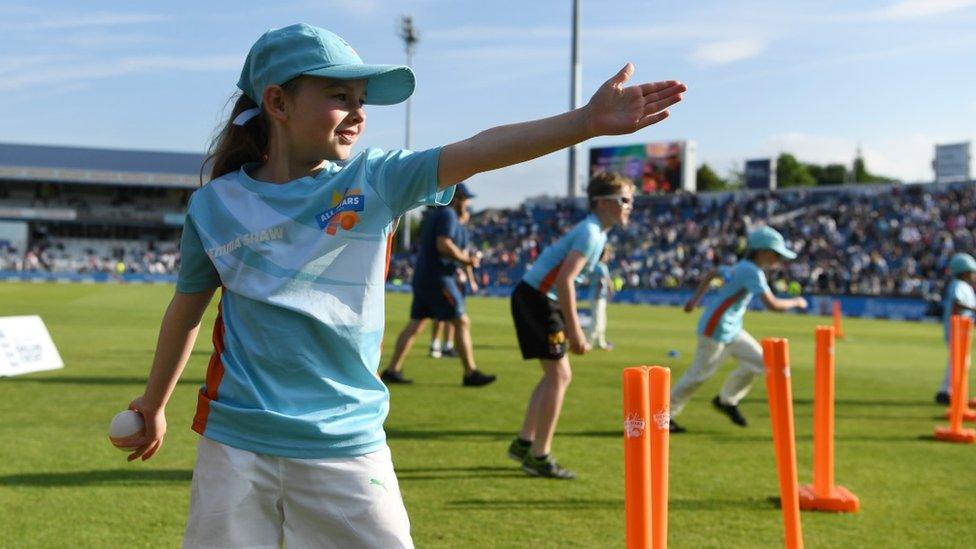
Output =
[
  {"x1": 586, "y1": 171, "x2": 635, "y2": 209},
  {"x1": 200, "y1": 78, "x2": 303, "y2": 185}
]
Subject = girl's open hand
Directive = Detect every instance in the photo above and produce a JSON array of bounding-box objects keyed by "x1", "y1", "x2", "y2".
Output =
[{"x1": 584, "y1": 64, "x2": 686, "y2": 137}]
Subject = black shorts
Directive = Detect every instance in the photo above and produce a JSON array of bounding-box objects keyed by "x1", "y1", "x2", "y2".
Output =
[
  {"x1": 410, "y1": 276, "x2": 465, "y2": 321},
  {"x1": 511, "y1": 281, "x2": 566, "y2": 360}
]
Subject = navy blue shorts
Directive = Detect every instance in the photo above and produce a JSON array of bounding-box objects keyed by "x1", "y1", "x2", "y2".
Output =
[{"x1": 410, "y1": 277, "x2": 465, "y2": 321}]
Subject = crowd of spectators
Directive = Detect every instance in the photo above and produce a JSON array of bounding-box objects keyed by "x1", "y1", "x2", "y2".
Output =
[
  {"x1": 389, "y1": 182, "x2": 975, "y2": 303},
  {"x1": 4, "y1": 181, "x2": 974, "y2": 304},
  {"x1": 0, "y1": 238, "x2": 179, "y2": 277}
]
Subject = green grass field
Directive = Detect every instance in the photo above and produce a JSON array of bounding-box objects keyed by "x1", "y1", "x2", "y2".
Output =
[{"x1": 1, "y1": 282, "x2": 973, "y2": 548}]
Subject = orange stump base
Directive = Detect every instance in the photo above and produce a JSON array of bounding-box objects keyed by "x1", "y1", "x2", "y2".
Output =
[
  {"x1": 942, "y1": 408, "x2": 976, "y2": 421},
  {"x1": 798, "y1": 484, "x2": 860, "y2": 513},
  {"x1": 934, "y1": 426, "x2": 976, "y2": 443}
]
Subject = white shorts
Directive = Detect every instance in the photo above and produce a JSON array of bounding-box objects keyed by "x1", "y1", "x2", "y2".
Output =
[{"x1": 183, "y1": 437, "x2": 412, "y2": 549}]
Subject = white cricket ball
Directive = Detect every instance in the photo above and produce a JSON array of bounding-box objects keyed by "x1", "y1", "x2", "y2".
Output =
[{"x1": 109, "y1": 410, "x2": 145, "y2": 450}]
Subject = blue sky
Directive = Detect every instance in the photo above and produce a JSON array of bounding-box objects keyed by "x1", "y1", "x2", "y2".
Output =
[{"x1": 1, "y1": 0, "x2": 974, "y2": 207}]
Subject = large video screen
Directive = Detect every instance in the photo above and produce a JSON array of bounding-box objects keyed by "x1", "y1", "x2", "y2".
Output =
[{"x1": 589, "y1": 142, "x2": 689, "y2": 194}]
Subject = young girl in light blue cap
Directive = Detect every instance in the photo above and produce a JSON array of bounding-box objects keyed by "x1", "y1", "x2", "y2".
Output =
[
  {"x1": 669, "y1": 226, "x2": 807, "y2": 433},
  {"x1": 935, "y1": 252, "x2": 976, "y2": 405},
  {"x1": 110, "y1": 23, "x2": 685, "y2": 547}
]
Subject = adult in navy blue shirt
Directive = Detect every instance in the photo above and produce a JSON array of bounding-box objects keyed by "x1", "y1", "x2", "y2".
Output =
[{"x1": 381, "y1": 184, "x2": 496, "y2": 387}]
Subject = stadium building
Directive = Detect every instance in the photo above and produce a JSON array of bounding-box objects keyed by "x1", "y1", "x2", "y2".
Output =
[{"x1": 0, "y1": 143, "x2": 203, "y2": 282}]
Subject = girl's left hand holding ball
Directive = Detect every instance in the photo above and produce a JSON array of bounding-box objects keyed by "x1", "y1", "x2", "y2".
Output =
[{"x1": 108, "y1": 396, "x2": 168, "y2": 462}]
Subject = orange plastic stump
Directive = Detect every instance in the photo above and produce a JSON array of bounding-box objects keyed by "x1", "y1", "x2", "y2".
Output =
[
  {"x1": 943, "y1": 408, "x2": 976, "y2": 421},
  {"x1": 798, "y1": 484, "x2": 860, "y2": 512},
  {"x1": 934, "y1": 426, "x2": 976, "y2": 443},
  {"x1": 799, "y1": 327, "x2": 860, "y2": 514},
  {"x1": 935, "y1": 316, "x2": 976, "y2": 444}
]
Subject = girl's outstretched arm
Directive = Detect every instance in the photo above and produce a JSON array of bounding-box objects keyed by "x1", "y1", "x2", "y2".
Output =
[
  {"x1": 112, "y1": 289, "x2": 215, "y2": 461},
  {"x1": 438, "y1": 64, "x2": 686, "y2": 188}
]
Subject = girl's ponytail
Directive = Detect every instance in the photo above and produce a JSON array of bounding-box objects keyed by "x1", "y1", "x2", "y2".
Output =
[
  {"x1": 201, "y1": 93, "x2": 268, "y2": 185},
  {"x1": 200, "y1": 79, "x2": 302, "y2": 185}
]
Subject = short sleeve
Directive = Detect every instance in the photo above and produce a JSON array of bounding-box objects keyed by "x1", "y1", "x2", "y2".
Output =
[
  {"x1": 570, "y1": 224, "x2": 601, "y2": 256},
  {"x1": 365, "y1": 147, "x2": 455, "y2": 215},
  {"x1": 433, "y1": 208, "x2": 457, "y2": 239},
  {"x1": 953, "y1": 282, "x2": 968, "y2": 303},
  {"x1": 176, "y1": 217, "x2": 221, "y2": 293},
  {"x1": 744, "y1": 266, "x2": 771, "y2": 295}
]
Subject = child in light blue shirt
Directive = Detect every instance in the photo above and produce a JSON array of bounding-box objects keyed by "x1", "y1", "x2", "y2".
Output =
[
  {"x1": 935, "y1": 253, "x2": 976, "y2": 404},
  {"x1": 110, "y1": 23, "x2": 687, "y2": 546},
  {"x1": 670, "y1": 227, "x2": 807, "y2": 433}
]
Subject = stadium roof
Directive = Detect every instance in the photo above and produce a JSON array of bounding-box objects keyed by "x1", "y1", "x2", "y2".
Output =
[{"x1": 0, "y1": 143, "x2": 206, "y2": 188}]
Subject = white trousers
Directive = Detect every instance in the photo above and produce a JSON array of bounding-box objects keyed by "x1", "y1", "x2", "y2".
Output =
[
  {"x1": 588, "y1": 297, "x2": 608, "y2": 348},
  {"x1": 671, "y1": 332, "x2": 765, "y2": 417},
  {"x1": 183, "y1": 437, "x2": 412, "y2": 549}
]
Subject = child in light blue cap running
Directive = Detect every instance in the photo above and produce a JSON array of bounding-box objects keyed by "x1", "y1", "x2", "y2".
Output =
[
  {"x1": 111, "y1": 23, "x2": 686, "y2": 547},
  {"x1": 935, "y1": 252, "x2": 976, "y2": 405},
  {"x1": 669, "y1": 226, "x2": 808, "y2": 433}
]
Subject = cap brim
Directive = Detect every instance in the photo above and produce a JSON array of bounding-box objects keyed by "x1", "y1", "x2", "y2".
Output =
[
  {"x1": 772, "y1": 245, "x2": 797, "y2": 260},
  {"x1": 303, "y1": 64, "x2": 415, "y2": 105}
]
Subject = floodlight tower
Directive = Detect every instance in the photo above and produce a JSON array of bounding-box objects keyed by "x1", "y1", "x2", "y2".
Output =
[
  {"x1": 398, "y1": 16, "x2": 420, "y2": 250},
  {"x1": 568, "y1": 0, "x2": 582, "y2": 199}
]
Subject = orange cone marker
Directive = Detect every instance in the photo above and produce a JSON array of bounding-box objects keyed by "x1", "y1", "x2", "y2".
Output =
[
  {"x1": 623, "y1": 366, "x2": 670, "y2": 549},
  {"x1": 935, "y1": 316, "x2": 976, "y2": 443},
  {"x1": 763, "y1": 339, "x2": 804, "y2": 549},
  {"x1": 798, "y1": 326, "x2": 859, "y2": 512}
]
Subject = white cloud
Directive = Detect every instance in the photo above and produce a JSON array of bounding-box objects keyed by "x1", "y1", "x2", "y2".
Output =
[
  {"x1": 61, "y1": 32, "x2": 162, "y2": 48},
  {"x1": 835, "y1": 0, "x2": 976, "y2": 22},
  {"x1": 426, "y1": 25, "x2": 567, "y2": 42},
  {"x1": 883, "y1": 0, "x2": 976, "y2": 19},
  {"x1": 0, "y1": 12, "x2": 170, "y2": 32},
  {"x1": 0, "y1": 55, "x2": 242, "y2": 92},
  {"x1": 435, "y1": 45, "x2": 565, "y2": 62},
  {"x1": 692, "y1": 37, "x2": 766, "y2": 65}
]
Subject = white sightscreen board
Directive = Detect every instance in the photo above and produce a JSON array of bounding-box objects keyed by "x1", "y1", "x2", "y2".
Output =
[{"x1": 0, "y1": 315, "x2": 64, "y2": 377}]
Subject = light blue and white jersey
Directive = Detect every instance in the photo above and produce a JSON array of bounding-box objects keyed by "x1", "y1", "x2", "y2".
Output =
[
  {"x1": 697, "y1": 260, "x2": 770, "y2": 343},
  {"x1": 522, "y1": 214, "x2": 607, "y2": 301},
  {"x1": 590, "y1": 261, "x2": 611, "y2": 300},
  {"x1": 942, "y1": 279, "x2": 976, "y2": 342},
  {"x1": 177, "y1": 147, "x2": 453, "y2": 459}
]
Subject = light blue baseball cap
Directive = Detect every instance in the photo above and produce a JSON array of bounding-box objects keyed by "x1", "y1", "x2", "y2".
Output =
[
  {"x1": 949, "y1": 253, "x2": 976, "y2": 275},
  {"x1": 237, "y1": 23, "x2": 415, "y2": 108},
  {"x1": 746, "y1": 226, "x2": 797, "y2": 260}
]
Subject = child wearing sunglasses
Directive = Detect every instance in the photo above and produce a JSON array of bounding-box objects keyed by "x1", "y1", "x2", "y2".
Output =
[{"x1": 508, "y1": 173, "x2": 634, "y2": 479}]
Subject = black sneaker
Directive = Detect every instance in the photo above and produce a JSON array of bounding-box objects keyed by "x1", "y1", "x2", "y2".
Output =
[
  {"x1": 380, "y1": 369, "x2": 413, "y2": 385},
  {"x1": 507, "y1": 438, "x2": 531, "y2": 462},
  {"x1": 522, "y1": 454, "x2": 576, "y2": 480},
  {"x1": 935, "y1": 391, "x2": 950, "y2": 405},
  {"x1": 462, "y1": 370, "x2": 497, "y2": 387},
  {"x1": 712, "y1": 395, "x2": 747, "y2": 427},
  {"x1": 669, "y1": 419, "x2": 687, "y2": 433},
  {"x1": 442, "y1": 347, "x2": 458, "y2": 358}
]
